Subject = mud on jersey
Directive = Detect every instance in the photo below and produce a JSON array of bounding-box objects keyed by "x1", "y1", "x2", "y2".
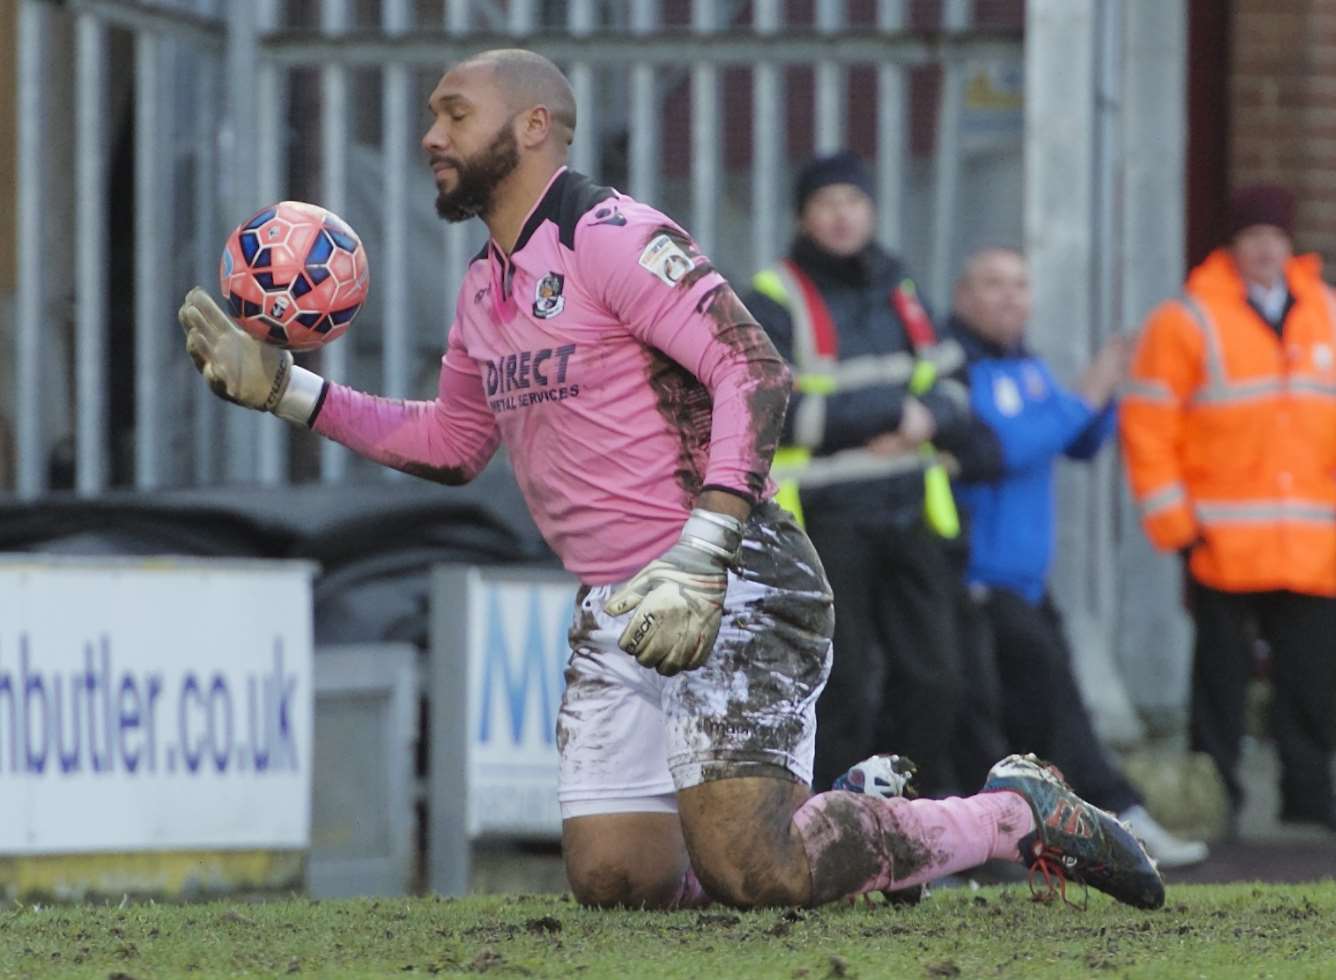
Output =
[{"x1": 312, "y1": 168, "x2": 790, "y2": 584}]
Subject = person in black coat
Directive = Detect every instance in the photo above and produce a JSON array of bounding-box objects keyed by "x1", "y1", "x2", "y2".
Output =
[{"x1": 743, "y1": 152, "x2": 999, "y2": 797}]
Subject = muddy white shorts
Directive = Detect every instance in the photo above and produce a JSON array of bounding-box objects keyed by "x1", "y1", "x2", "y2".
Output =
[{"x1": 557, "y1": 502, "x2": 834, "y2": 819}]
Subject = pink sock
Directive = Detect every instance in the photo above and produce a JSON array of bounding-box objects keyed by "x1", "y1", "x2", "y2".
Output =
[
  {"x1": 669, "y1": 866, "x2": 712, "y2": 909},
  {"x1": 793, "y1": 790, "x2": 1035, "y2": 905}
]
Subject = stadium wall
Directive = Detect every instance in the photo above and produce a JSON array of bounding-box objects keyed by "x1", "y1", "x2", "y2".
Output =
[
  {"x1": 1, "y1": 0, "x2": 13, "y2": 297},
  {"x1": 1, "y1": 0, "x2": 14, "y2": 491},
  {"x1": 1232, "y1": 0, "x2": 1336, "y2": 265}
]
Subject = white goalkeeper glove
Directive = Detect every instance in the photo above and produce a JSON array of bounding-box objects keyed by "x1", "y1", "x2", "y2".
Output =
[
  {"x1": 177, "y1": 287, "x2": 324, "y2": 424},
  {"x1": 604, "y1": 509, "x2": 745, "y2": 677}
]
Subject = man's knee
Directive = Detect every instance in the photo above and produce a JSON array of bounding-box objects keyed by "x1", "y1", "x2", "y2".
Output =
[
  {"x1": 690, "y1": 851, "x2": 808, "y2": 909},
  {"x1": 678, "y1": 775, "x2": 812, "y2": 909},
  {"x1": 566, "y1": 860, "x2": 685, "y2": 909},
  {"x1": 562, "y1": 812, "x2": 689, "y2": 909}
]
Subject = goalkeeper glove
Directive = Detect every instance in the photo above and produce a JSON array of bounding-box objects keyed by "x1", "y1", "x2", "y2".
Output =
[
  {"x1": 177, "y1": 287, "x2": 324, "y2": 424},
  {"x1": 604, "y1": 509, "x2": 744, "y2": 677}
]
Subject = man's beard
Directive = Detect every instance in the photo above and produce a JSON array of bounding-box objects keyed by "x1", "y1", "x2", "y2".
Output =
[{"x1": 434, "y1": 121, "x2": 521, "y2": 223}]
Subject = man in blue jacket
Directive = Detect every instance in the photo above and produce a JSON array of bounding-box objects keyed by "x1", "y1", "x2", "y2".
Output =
[{"x1": 951, "y1": 246, "x2": 1208, "y2": 868}]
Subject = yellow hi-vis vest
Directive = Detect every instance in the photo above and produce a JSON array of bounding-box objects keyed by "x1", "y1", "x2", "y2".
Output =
[{"x1": 754, "y1": 261, "x2": 962, "y2": 538}]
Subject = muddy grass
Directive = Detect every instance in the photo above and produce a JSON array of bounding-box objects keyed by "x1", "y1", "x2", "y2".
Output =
[{"x1": 2, "y1": 882, "x2": 1333, "y2": 978}]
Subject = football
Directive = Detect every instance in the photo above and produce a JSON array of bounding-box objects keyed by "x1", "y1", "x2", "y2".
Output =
[{"x1": 219, "y1": 201, "x2": 370, "y2": 351}]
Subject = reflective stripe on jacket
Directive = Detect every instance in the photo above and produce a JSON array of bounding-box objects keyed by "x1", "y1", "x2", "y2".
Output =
[
  {"x1": 755, "y1": 260, "x2": 961, "y2": 536},
  {"x1": 1120, "y1": 248, "x2": 1336, "y2": 596}
]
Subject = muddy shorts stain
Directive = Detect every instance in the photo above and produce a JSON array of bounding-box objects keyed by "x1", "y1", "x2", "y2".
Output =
[{"x1": 556, "y1": 503, "x2": 835, "y2": 807}]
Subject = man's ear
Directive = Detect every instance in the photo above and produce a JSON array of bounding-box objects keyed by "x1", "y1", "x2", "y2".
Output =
[{"x1": 519, "y1": 105, "x2": 552, "y2": 149}]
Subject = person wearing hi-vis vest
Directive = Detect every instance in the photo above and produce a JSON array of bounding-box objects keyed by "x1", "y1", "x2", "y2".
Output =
[
  {"x1": 1122, "y1": 185, "x2": 1336, "y2": 833},
  {"x1": 742, "y1": 152, "x2": 998, "y2": 797}
]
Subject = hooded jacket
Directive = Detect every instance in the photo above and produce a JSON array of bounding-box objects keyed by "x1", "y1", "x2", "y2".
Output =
[{"x1": 1121, "y1": 248, "x2": 1336, "y2": 596}]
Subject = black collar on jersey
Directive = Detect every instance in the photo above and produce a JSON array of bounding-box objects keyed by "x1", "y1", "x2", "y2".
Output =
[
  {"x1": 512, "y1": 169, "x2": 618, "y2": 254},
  {"x1": 468, "y1": 170, "x2": 620, "y2": 266}
]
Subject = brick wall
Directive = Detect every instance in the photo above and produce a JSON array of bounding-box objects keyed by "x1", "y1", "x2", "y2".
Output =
[{"x1": 1231, "y1": 0, "x2": 1336, "y2": 264}]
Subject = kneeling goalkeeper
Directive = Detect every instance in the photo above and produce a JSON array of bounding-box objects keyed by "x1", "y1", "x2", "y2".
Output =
[{"x1": 179, "y1": 48, "x2": 1163, "y2": 910}]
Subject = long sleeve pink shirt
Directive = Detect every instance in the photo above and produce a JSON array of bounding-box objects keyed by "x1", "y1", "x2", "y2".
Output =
[{"x1": 312, "y1": 168, "x2": 789, "y2": 584}]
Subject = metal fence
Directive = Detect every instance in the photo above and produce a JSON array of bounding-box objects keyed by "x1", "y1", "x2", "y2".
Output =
[{"x1": 11, "y1": 0, "x2": 1024, "y2": 498}]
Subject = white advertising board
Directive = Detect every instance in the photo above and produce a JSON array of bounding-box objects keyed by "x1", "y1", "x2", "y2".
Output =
[
  {"x1": 431, "y1": 566, "x2": 575, "y2": 857},
  {"x1": 0, "y1": 557, "x2": 315, "y2": 854},
  {"x1": 465, "y1": 569, "x2": 574, "y2": 838}
]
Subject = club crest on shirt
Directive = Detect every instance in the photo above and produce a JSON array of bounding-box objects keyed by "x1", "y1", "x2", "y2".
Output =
[
  {"x1": 994, "y1": 375, "x2": 1024, "y2": 417},
  {"x1": 533, "y1": 271, "x2": 566, "y2": 319},
  {"x1": 1316, "y1": 343, "x2": 1334, "y2": 372}
]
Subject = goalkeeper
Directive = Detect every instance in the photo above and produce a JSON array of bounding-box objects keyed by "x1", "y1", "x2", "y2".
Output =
[{"x1": 180, "y1": 49, "x2": 1164, "y2": 910}]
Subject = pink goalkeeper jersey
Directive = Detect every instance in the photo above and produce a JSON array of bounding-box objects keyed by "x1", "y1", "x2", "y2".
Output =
[{"x1": 312, "y1": 168, "x2": 789, "y2": 584}]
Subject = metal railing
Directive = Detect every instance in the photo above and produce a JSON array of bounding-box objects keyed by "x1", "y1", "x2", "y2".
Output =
[{"x1": 12, "y1": 0, "x2": 1023, "y2": 498}]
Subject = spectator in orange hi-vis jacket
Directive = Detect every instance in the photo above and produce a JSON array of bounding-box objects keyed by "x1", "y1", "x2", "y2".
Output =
[{"x1": 1121, "y1": 185, "x2": 1336, "y2": 834}]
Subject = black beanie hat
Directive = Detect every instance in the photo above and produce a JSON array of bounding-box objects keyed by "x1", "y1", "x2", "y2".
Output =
[
  {"x1": 1228, "y1": 184, "x2": 1295, "y2": 240},
  {"x1": 794, "y1": 151, "x2": 874, "y2": 214}
]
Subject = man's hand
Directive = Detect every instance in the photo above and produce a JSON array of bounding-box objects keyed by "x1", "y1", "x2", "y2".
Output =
[
  {"x1": 604, "y1": 508, "x2": 744, "y2": 677},
  {"x1": 896, "y1": 395, "x2": 938, "y2": 446},
  {"x1": 866, "y1": 431, "x2": 912, "y2": 457},
  {"x1": 865, "y1": 396, "x2": 937, "y2": 457},
  {"x1": 1079, "y1": 334, "x2": 1130, "y2": 408},
  {"x1": 178, "y1": 286, "x2": 293, "y2": 412}
]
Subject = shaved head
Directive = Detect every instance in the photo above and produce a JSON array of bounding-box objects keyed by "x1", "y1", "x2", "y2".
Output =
[
  {"x1": 422, "y1": 48, "x2": 579, "y2": 233},
  {"x1": 958, "y1": 246, "x2": 1023, "y2": 288},
  {"x1": 455, "y1": 48, "x2": 577, "y2": 146},
  {"x1": 953, "y1": 246, "x2": 1031, "y2": 349}
]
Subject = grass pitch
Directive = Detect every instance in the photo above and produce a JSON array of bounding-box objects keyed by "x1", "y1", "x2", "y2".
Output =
[{"x1": 2, "y1": 882, "x2": 1334, "y2": 979}]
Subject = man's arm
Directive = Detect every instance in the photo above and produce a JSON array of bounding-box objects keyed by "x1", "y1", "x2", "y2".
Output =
[
  {"x1": 1063, "y1": 335, "x2": 1126, "y2": 461},
  {"x1": 1120, "y1": 302, "x2": 1205, "y2": 552},
  {"x1": 913, "y1": 338, "x2": 973, "y2": 448},
  {"x1": 968, "y1": 360, "x2": 1098, "y2": 474},
  {"x1": 745, "y1": 288, "x2": 912, "y2": 456},
  {"x1": 180, "y1": 287, "x2": 500, "y2": 485},
  {"x1": 923, "y1": 331, "x2": 999, "y2": 475},
  {"x1": 308, "y1": 322, "x2": 501, "y2": 485},
  {"x1": 592, "y1": 216, "x2": 791, "y2": 511},
  {"x1": 1064, "y1": 402, "x2": 1118, "y2": 461},
  {"x1": 942, "y1": 417, "x2": 1007, "y2": 484},
  {"x1": 585, "y1": 211, "x2": 790, "y2": 675}
]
